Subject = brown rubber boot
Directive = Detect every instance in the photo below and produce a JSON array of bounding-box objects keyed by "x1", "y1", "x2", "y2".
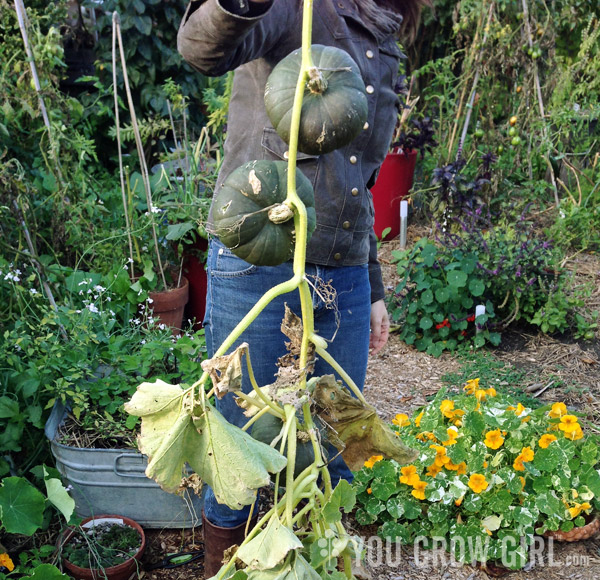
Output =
[{"x1": 202, "y1": 511, "x2": 257, "y2": 578}]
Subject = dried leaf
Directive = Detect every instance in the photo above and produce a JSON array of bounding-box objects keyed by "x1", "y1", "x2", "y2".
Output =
[
  {"x1": 201, "y1": 343, "x2": 248, "y2": 398},
  {"x1": 312, "y1": 375, "x2": 418, "y2": 471}
]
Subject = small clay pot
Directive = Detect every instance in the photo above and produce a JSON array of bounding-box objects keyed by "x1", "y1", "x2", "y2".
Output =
[
  {"x1": 148, "y1": 275, "x2": 189, "y2": 334},
  {"x1": 60, "y1": 514, "x2": 146, "y2": 580}
]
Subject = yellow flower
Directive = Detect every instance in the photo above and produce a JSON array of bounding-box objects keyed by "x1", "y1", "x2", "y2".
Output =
[
  {"x1": 411, "y1": 480, "x2": 427, "y2": 500},
  {"x1": 426, "y1": 464, "x2": 442, "y2": 477},
  {"x1": 400, "y1": 465, "x2": 421, "y2": 486},
  {"x1": 366, "y1": 487, "x2": 372, "y2": 494},
  {"x1": 430, "y1": 444, "x2": 450, "y2": 467},
  {"x1": 521, "y1": 447, "x2": 534, "y2": 462},
  {"x1": 548, "y1": 402, "x2": 568, "y2": 419},
  {"x1": 440, "y1": 400, "x2": 455, "y2": 418},
  {"x1": 475, "y1": 389, "x2": 488, "y2": 402},
  {"x1": 457, "y1": 461, "x2": 468, "y2": 475},
  {"x1": 442, "y1": 427, "x2": 459, "y2": 446},
  {"x1": 364, "y1": 455, "x2": 384, "y2": 469},
  {"x1": 566, "y1": 427, "x2": 584, "y2": 441},
  {"x1": 416, "y1": 431, "x2": 436, "y2": 442},
  {"x1": 559, "y1": 415, "x2": 580, "y2": 433},
  {"x1": 455, "y1": 495, "x2": 464, "y2": 506},
  {"x1": 513, "y1": 456, "x2": 525, "y2": 471},
  {"x1": 0, "y1": 553, "x2": 14, "y2": 572},
  {"x1": 392, "y1": 413, "x2": 410, "y2": 427},
  {"x1": 539, "y1": 434, "x2": 557, "y2": 449},
  {"x1": 415, "y1": 411, "x2": 424, "y2": 427},
  {"x1": 568, "y1": 502, "x2": 592, "y2": 519},
  {"x1": 464, "y1": 378, "x2": 480, "y2": 394},
  {"x1": 514, "y1": 403, "x2": 526, "y2": 417},
  {"x1": 468, "y1": 474, "x2": 488, "y2": 494},
  {"x1": 486, "y1": 388, "x2": 497, "y2": 397},
  {"x1": 445, "y1": 460, "x2": 460, "y2": 471},
  {"x1": 484, "y1": 429, "x2": 504, "y2": 450},
  {"x1": 484, "y1": 527, "x2": 493, "y2": 536},
  {"x1": 520, "y1": 476, "x2": 526, "y2": 490}
]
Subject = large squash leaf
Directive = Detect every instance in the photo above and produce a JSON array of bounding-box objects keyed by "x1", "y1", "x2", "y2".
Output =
[
  {"x1": 246, "y1": 552, "x2": 320, "y2": 580},
  {"x1": 237, "y1": 516, "x2": 302, "y2": 570},
  {"x1": 313, "y1": 375, "x2": 418, "y2": 471},
  {"x1": 124, "y1": 380, "x2": 287, "y2": 509}
]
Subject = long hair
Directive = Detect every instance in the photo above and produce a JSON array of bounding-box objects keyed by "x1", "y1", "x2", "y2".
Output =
[{"x1": 379, "y1": 0, "x2": 433, "y2": 43}]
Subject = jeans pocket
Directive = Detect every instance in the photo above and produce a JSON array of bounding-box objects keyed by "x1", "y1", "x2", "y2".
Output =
[{"x1": 210, "y1": 242, "x2": 257, "y2": 278}]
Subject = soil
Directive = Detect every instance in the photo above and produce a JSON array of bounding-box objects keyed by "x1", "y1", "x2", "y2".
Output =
[{"x1": 130, "y1": 231, "x2": 600, "y2": 580}]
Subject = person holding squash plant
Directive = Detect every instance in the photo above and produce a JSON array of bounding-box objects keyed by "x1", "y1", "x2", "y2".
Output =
[{"x1": 178, "y1": 0, "x2": 430, "y2": 575}]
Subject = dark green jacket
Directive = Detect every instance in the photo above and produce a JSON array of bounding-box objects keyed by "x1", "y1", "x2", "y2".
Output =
[{"x1": 178, "y1": 0, "x2": 403, "y2": 302}]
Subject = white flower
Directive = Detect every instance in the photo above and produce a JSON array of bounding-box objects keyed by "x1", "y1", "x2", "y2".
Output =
[
  {"x1": 126, "y1": 257, "x2": 134, "y2": 264},
  {"x1": 147, "y1": 298, "x2": 154, "y2": 304},
  {"x1": 29, "y1": 288, "x2": 38, "y2": 295},
  {"x1": 93, "y1": 285, "x2": 106, "y2": 293},
  {"x1": 87, "y1": 303, "x2": 99, "y2": 313}
]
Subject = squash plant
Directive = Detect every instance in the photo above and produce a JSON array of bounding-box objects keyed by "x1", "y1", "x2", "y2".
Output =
[{"x1": 124, "y1": 2, "x2": 416, "y2": 579}]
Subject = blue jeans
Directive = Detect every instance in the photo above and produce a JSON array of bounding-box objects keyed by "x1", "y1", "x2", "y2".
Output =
[{"x1": 202, "y1": 239, "x2": 371, "y2": 527}]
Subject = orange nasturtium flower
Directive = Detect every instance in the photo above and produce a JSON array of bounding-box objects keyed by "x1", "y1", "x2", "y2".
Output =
[
  {"x1": 430, "y1": 444, "x2": 450, "y2": 467},
  {"x1": 559, "y1": 415, "x2": 580, "y2": 433},
  {"x1": 415, "y1": 411, "x2": 424, "y2": 427},
  {"x1": 539, "y1": 434, "x2": 558, "y2": 449},
  {"x1": 426, "y1": 463, "x2": 442, "y2": 477},
  {"x1": 548, "y1": 402, "x2": 568, "y2": 419},
  {"x1": 440, "y1": 400, "x2": 456, "y2": 418},
  {"x1": 513, "y1": 447, "x2": 535, "y2": 471},
  {"x1": 464, "y1": 378, "x2": 480, "y2": 394},
  {"x1": 475, "y1": 389, "x2": 488, "y2": 402},
  {"x1": 566, "y1": 427, "x2": 584, "y2": 441},
  {"x1": 411, "y1": 480, "x2": 427, "y2": 500},
  {"x1": 364, "y1": 455, "x2": 383, "y2": 469},
  {"x1": 367, "y1": 487, "x2": 372, "y2": 495},
  {"x1": 468, "y1": 474, "x2": 489, "y2": 494},
  {"x1": 520, "y1": 476, "x2": 526, "y2": 490},
  {"x1": 442, "y1": 427, "x2": 459, "y2": 446},
  {"x1": 392, "y1": 413, "x2": 410, "y2": 427},
  {"x1": 486, "y1": 387, "x2": 497, "y2": 397},
  {"x1": 484, "y1": 429, "x2": 505, "y2": 450},
  {"x1": 399, "y1": 465, "x2": 420, "y2": 486},
  {"x1": 0, "y1": 553, "x2": 15, "y2": 572}
]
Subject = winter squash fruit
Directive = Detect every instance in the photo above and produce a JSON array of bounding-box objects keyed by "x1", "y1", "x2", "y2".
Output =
[
  {"x1": 251, "y1": 412, "x2": 325, "y2": 482},
  {"x1": 264, "y1": 44, "x2": 368, "y2": 155},
  {"x1": 211, "y1": 160, "x2": 316, "y2": 266}
]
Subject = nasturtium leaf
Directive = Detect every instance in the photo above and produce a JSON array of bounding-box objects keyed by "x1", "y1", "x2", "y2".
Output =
[
  {"x1": 237, "y1": 516, "x2": 302, "y2": 570},
  {"x1": 419, "y1": 317, "x2": 433, "y2": 330},
  {"x1": 355, "y1": 508, "x2": 377, "y2": 526},
  {"x1": 380, "y1": 520, "x2": 411, "y2": 543},
  {"x1": 512, "y1": 506, "x2": 535, "y2": 526},
  {"x1": 482, "y1": 515, "x2": 502, "y2": 532},
  {"x1": 532, "y1": 476, "x2": 552, "y2": 494},
  {"x1": 581, "y1": 440, "x2": 598, "y2": 465},
  {"x1": 421, "y1": 289, "x2": 434, "y2": 305},
  {"x1": 488, "y1": 490, "x2": 512, "y2": 512},
  {"x1": 585, "y1": 469, "x2": 600, "y2": 496},
  {"x1": 446, "y1": 270, "x2": 468, "y2": 288},
  {"x1": 462, "y1": 494, "x2": 482, "y2": 513},
  {"x1": 0, "y1": 476, "x2": 45, "y2": 535},
  {"x1": 386, "y1": 497, "x2": 404, "y2": 519},
  {"x1": 468, "y1": 278, "x2": 485, "y2": 296},
  {"x1": 427, "y1": 503, "x2": 450, "y2": 523},
  {"x1": 463, "y1": 411, "x2": 485, "y2": 438},
  {"x1": 23, "y1": 564, "x2": 69, "y2": 579},
  {"x1": 323, "y1": 480, "x2": 356, "y2": 524},
  {"x1": 125, "y1": 380, "x2": 287, "y2": 508},
  {"x1": 313, "y1": 376, "x2": 417, "y2": 471},
  {"x1": 401, "y1": 498, "x2": 422, "y2": 520},
  {"x1": 536, "y1": 491, "x2": 562, "y2": 516},
  {"x1": 533, "y1": 447, "x2": 560, "y2": 472},
  {"x1": 365, "y1": 497, "x2": 385, "y2": 517}
]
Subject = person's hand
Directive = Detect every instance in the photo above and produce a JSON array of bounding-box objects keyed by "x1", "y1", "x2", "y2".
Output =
[{"x1": 369, "y1": 299, "x2": 390, "y2": 356}]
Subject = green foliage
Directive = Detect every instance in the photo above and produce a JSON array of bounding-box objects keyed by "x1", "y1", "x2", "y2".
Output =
[
  {"x1": 389, "y1": 238, "x2": 500, "y2": 356},
  {"x1": 353, "y1": 381, "x2": 600, "y2": 569}
]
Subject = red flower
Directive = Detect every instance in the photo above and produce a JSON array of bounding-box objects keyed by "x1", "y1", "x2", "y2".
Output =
[
  {"x1": 436, "y1": 319, "x2": 451, "y2": 329},
  {"x1": 467, "y1": 315, "x2": 476, "y2": 322},
  {"x1": 461, "y1": 330, "x2": 468, "y2": 337}
]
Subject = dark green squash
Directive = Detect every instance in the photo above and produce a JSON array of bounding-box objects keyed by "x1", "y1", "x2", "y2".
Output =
[
  {"x1": 251, "y1": 412, "x2": 326, "y2": 482},
  {"x1": 211, "y1": 160, "x2": 316, "y2": 266},
  {"x1": 264, "y1": 44, "x2": 368, "y2": 155}
]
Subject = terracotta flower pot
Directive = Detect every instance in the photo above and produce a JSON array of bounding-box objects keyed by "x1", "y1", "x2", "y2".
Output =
[
  {"x1": 543, "y1": 516, "x2": 600, "y2": 542},
  {"x1": 61, "y1": 515, "x2": 146, "y2": 580},
  {"x1": 371, "y1": 149, "x2": 418, "y2": 239},
  {"x1": 148, "y1": 275, "x2": 189, "y2": 334}
]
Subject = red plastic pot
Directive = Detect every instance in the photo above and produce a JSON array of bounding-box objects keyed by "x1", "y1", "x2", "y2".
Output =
[
  {"x1": 61, "y1": 514, "x2": 146, "y2": 580},
  {"x1": 371, "y1": 149, "x2": 418, "y2": 240},
  {"x1": 182, "y1": 237, "x2": 208, "y2": 330}
]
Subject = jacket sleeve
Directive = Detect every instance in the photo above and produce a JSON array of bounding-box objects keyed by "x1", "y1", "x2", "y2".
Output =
[
  {"x1": 368, "y1": 230, "x2": 385, "y2": 304},
  {"x1": 178, "y1": 0, "x2": 297, "y2": 76}
]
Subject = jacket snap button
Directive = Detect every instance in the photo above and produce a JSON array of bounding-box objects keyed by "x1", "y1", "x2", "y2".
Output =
[
  {"x1": 363, "y1": 122, "x2": 369, "y2": 130},
  {"x1": 366, "y1": 85, "x2": 374, "y2": 94},
  {"x1": 349, "y1": 155, "x2": 357, "y2": 164},
  {"x1": 283, "y1": 151, "x2": 289, "y2": 159},
  {"x1": 334, "y1": 252, "x2": 342, "y2": 260},
  {"x1": 351, "y1": 187, "x2": 359, "y2": 196},
  {"x1": 342, "y1": 221, "x2": 350, "y2": 229},
  {"x1": 366, "y1": 50, "x2": 374, "y2": 59}
]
